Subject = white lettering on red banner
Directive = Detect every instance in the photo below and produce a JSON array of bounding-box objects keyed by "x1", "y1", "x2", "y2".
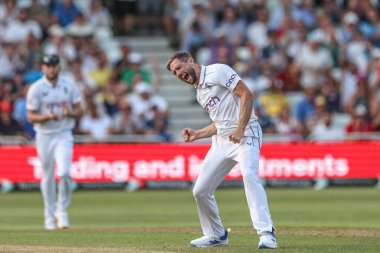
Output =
[{"x1": 0, "y1": 142, "x2": 378, "y2": 183}]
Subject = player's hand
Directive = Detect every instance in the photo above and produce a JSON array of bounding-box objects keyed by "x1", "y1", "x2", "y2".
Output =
[
  {"x1": 46, "y1": 113, "x2": 58, "y2": 121},
  {"x1": 181, "y1": 128, "x2": 197, "y2": 143},
  {"x1": 61, "y1": 103, "x2": 70, "y2": 117},
  {"x1": 229, "y1": 128, "x2": 244, "y2": 144}
]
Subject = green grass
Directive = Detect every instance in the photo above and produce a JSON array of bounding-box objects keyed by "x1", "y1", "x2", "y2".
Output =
[{"x1": 0, "y1": 188, "x2": 379, "y2": 252}]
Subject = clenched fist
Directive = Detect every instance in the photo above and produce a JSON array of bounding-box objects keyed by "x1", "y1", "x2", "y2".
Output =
[{"x1": 181, "y1": 128, "x2": 197, "y2": 143}]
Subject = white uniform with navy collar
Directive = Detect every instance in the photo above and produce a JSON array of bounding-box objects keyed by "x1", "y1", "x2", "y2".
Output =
[
  {"x1": 193, "y1": 64, "x2": 274, "y2": 238},
  {"x1": 27, "y1": 75, "x2": 81, "y2": 224}
]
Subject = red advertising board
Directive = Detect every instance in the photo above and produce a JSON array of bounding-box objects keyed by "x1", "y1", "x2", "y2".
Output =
[{"x1": 0, "y1": 142, "x2": 379, "y2": 183}]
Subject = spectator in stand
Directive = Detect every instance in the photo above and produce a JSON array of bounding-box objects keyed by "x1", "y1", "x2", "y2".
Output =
[
  {"x1": 346, "y1": 104, "x2": 375, "y2": 135},
  {"x1": 247, "y1": 6, "x2": 269, "y2": 51},
  {"x1": 276, "y1": 56, "x2": 300, "y2": 92},
  {"x1": 53, "y1": 0, "x2": 81, "y2": 28},
  {"x1": 26, "y1": 0, "x2": 50, "y2": 31},
  {"x1": 322, "y1": 75, "x2": 341, "y2": 113},
  {"x1": 310, "y1": 110, "x2": 345, "y2": 141},
  {"x1": 162, "y1": 0, "x2": 178, "y2": 48},
  {"x1": 209, "y1": 28, "x2": 236, "y2": 66},
  {"x1": 292, "y1": 0, "x2": 316, "y2": 29},
  {"x1": 295, "y1": 32, "x2": 333, "y2": 88},
  {"x1": 345, "y1": 28, "x2": 369, "y2": 75},
  {"x1": 128, "y1": 82, "x2": 170, "y2": 139},
  {"x1": 113, "y1": 44, "x2": 132, "y2": 80},
  {"x1": 111, "y1": 99, "x2": 141, "y2": 135},
  {"x1": 178, "y1": 1, "x2": 214, "y2": 52},
  {"x1": 67, "y1": 60, "x2": 96, "y2": 93},
  {"x1": 254, "y1": 100, "x2": 276, "y2": 134},
  {"x1": 347, "y1": 78, "x2": 370, "y2": 116},
  {"x1": 12, "y1": 84, "x2": 34, "y2": 138},
  {"x1": 89, "y1": 50, "x2": 112, "y2": 90},
  {"x1": 340, "y1": 60, "x2": 360, "y2": 112},
  {"x1": 79, "y1": 101, "x2": 112, "y2": 141},
  {"x1": 305, "y1": 95, "x2": 329, "y2": 136},
  {"x1": 121, "y1": 52, "x2": 152, "y2": 91},
  {"x1": 0, "y1": 41, "x2": 21, "y2": 79},
  {"x1": 359, "y1": 7, "x2": 380, "y2": 47},
  {"x1": 259, "y1": 78, "x2": 289, "y2": 119},
  {"x1": 0, "y1": 100, "x2": 24, "y2": 136},
  {"x1": 43, "y1": 25, "x2": 77, "y2": 71},
  {"x1": 66, "y1": 11, "x2": 94, "y2": 39},
  {"x1": 218, "y1": 5, "x2": 246, "y2": 46},
  {"x1": 1, "y1": 7, "x2": 42, "y2": 50},
  {"x1": 275, "y1": 105, "x2": 299, "y2": 137},
  {"x1": 85, "y1": 0, "x2": 113, "y2": 28},
  {"x1": 295, "y1": 86, "x2": 317, "y2": 136},
  {"x1": 336, "y1": 11, "x2": 358, "y2": 44},
  {"x1": 0, "y1": 0, "x2": 18, "y2": 27},
  {"x1": 23, "y1": 53, "x2": 44, "y2": 84},
  {"x1": 181, "y1": 21, "x2": 207, "y2": 57}
]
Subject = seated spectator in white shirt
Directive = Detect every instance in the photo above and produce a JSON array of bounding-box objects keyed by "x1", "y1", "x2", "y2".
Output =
[
  {"x1": 309, "y1": 111, "x2": 345, "y2": 141},
  {"x1": 127, "y1": 82, "x2": 170, "y2": 135},
  {"x1": 79, "y1": 102, "x2": 112, "y2": 141}
]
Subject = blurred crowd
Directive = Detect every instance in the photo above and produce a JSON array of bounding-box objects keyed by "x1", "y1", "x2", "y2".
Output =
[
  {"x1": 0, "y1": 0, "x2": 171, "y2": 142},
  {"x1": 166, "y1": 0, "x2": 380, "y2": 141},
  {"x1": 1, "y1": 0, "x2": 380, "y2": 143}
]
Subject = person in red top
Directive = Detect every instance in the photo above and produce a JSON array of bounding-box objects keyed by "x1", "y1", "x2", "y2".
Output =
[{"x1": 346, "y1": 104, "x2": 375, "y2": 133}]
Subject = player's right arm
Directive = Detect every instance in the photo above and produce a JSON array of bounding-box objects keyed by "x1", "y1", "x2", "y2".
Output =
[
  {"x1": 181, "y1": 123, "x2": 217, "y2": 143},
  {"x1": 27, "y1": 110, "x2": 58, "y2": 123},
  {"x1": 26, "y1": 84, "x2": 57, "y2": 123}
]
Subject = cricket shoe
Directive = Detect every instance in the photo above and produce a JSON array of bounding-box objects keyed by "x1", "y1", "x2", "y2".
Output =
[
  {"x1": 56, "y1": 213, "x2": 70, "y2": 229},
  {"x1": 190, "y1": 229, "x2": 228, "y2": 248},
  {"x1": 44, "y1": 218, "x2": 57, "y2": 230},
  {"x1": 258, "y1": 228, "x2": 277, "y2": 249}
]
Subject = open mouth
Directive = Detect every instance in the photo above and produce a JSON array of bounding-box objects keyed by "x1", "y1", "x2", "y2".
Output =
[{"x1": 183, "y1": 73, "x2": 190, "y2": 82}]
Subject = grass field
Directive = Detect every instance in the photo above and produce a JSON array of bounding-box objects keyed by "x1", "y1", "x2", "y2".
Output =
[{"x1": 0, "y1": 188, "x2": 379, "y2": 253}]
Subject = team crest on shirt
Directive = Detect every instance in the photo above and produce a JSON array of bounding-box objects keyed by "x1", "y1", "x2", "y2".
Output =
[
  {"x1": 42, "y1": 91, "x2": 49, "y2": 96},
  {"x1": 63, "y1": 86, "x2": 68, "y2": 94}
]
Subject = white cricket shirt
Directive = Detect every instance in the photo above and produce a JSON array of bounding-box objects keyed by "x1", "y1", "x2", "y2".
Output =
[
  {"x1": 26, "y1": 75, "x2": 82, "y2": 134},
  {"x1": 195, "y1": 64, "x2": 258, "y2": 138}
]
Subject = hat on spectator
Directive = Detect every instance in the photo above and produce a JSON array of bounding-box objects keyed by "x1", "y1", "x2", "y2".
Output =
[
  {"x1": 191, "y1": 0, "x2": 207, "y2": 8},
  {"x1": 42, "y1": 54, "x2": 60, "y2": 65},
  {"x1": 128, "y1": 52, "x2": 143, "y2": 64},
  {"x1": 371, "y1": 48, "x2": 380, "y2": 58},
  {"x1": 354, "y1": 104, "x2": 367, "y2": 117},
  {"x1": 135, "y1": 82, "x2": 152, "y2": 94},
  {"x1": 343, "y1": 12, "x2": 358, "y2": 25},
  {"x1": 214, "y1": 28, "x2": 226, "y2": 39},
  {"x1": 48, "y1": 25, "x2": 65, "y2": 37},
  {"x1": 307, "y1": 32, "x2": 323, "y2": 43}
]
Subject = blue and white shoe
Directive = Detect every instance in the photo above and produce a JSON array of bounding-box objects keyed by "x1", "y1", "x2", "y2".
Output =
[
  {"x1": 258, "y1": 228, "x2": 277, "y2": 249},
  {"x1": 190, "y1": 229, "x2": 228, "y2": 247}
]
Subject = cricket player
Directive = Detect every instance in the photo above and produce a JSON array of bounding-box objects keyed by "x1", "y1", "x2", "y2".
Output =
[
  {"x1": 27, "y1": 54, "x2": 83, "y2": 230},
  {"x1": 167, "y1": 51, "x2": 277, "y2": 249}
]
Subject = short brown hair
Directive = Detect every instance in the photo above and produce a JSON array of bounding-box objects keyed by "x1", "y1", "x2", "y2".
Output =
[{"x1": 166, "y1": 51, "x2": 192, "y2": 71}]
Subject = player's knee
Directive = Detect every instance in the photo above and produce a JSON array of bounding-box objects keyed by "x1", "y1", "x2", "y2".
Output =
[
  {"x1": 241, "y1": 170, "x2": 260, "y2": 183},
  {"x1": 192, "y1": 187, "x2": 207, "y2": 200},
  {"x1": 58, "y1": 175, "x2": 72, "y2": 184}
]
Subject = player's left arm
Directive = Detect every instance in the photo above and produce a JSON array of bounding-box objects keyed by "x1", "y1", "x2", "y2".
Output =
[
  {"x1": 62, "y1": 82, "x2": 84, "y2": 119},
  {"x1": 229, "y1": 80, "x2": 253, "y2": 144},
  {"x1": 62, "y1": 102, "x2": 83, "y2": 119}
]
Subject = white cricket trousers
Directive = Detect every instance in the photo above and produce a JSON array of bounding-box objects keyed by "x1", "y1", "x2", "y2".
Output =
[
  {"x1": 192, "y1": 128, "x2": 274, "y2": 238},
  {"x1": 36, "y1": 131, "x2": 73, "y2": 221}
]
